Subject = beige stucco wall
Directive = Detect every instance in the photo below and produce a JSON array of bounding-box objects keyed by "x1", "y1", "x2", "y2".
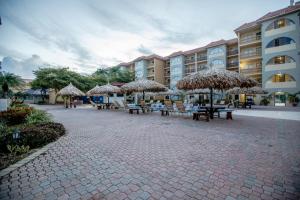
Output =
[{"x1": 154, "y1": 59, "x2": 165, "y2": 85}]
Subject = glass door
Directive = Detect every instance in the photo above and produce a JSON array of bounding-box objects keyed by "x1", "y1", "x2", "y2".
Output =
[{"x1": 274, "y1": 92, "x2": 286, "y2": 106}]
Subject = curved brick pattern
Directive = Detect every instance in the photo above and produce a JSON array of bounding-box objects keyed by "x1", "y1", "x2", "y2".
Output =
[{"x1": 1, "y1": 106, "x2": 300, "y2": 200}]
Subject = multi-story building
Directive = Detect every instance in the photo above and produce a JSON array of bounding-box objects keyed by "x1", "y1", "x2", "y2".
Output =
[
  {"x1": 115, "y1": 2, "x2": 300, "y2": 106},
  {"x1": 166, "y1": 39, "x2": 239, "y2": 89},
  {"x1": 235, "y1": 2, "x2": 300, "y2": 106},
  {"x1": 118, "y1": 54, "x2": 165, "y2": 85}
]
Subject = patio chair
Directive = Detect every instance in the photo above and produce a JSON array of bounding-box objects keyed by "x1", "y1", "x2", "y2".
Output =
[
  {"x1": 140, "y1": 100, "x2": 152, "y2": 113},
  {"x1": 111, "y1": 101, "x2": 120, "y2": 110},
  {"x1": 115, "y1": 101, "x2": 125, "y2": 110},
  {"x1": 175, "y1": 101, "x2": 188, "y2": 115},
  {"x1": 161, "y1": 100, "x2": 175, "y2": 116}
]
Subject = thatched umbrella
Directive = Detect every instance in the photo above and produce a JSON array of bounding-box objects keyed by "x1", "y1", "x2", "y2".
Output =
[
  {"x1": 146, "y1": 89, "x2": 179, "y2": 97},
  {"x1": 226, "y1": 86, "x2": 268, "y2": 95},
  {"x1": 186, "y1": 89, "x2": 211, "y2": 95},
  {"x1": 89, "y1": 84, "x2": 121, "y2": 104},
  {"x1": 57, "y1": 83, "x2": 85, "y2": 108},
  {"x1": 86, "y1": 85, "x2": 101, "y2": 96},
  {"x1": 121, "y1": 79, "x2": 167, "y2": 100},
  {"x1": 176, "y1": 69, "x2": 257, "y2": 118},
  {"x1": 57, "y1": 83, "x2": 85, "y2": 96}
]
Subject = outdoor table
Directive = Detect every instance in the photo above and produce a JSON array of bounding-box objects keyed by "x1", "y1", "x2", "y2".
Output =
[
  {"x1": 198, "y1": 106, "x2": 226, "y2": 119},
  {"x1": 193, "y1": 109, "x2": 209, "y2": 122}
]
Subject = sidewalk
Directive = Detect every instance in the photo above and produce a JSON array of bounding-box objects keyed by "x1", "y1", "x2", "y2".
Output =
[{"x1": 234, "y1": 109, "x2": 300, "y2": 121}]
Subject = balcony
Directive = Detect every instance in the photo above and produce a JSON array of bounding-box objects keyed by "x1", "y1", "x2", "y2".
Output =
[
  {"x1": 147, "y1": 64, "x2": 154, "y2": 69},
  {"x1": 265, "y1": 81, "x2": 296, "y2": 89},
  {"x1": 197, "y1": 56, "x2": 207, "y2": 62},
  {"x1": 185, "y1": 59, "x2": 195, "y2": 65},
  {"x1": 185, "y1": 68, "x2": 196, "y2": 74},
  {"x1": 265, "y1": 24, "x2": 296, "y2": 37},
  {"x1": 240, "y1": 67, "x2": 262, "y2": 75},
  {"x1": 227, "y1": 62, "x2": 239, "y2": 69},
  {"x1": 265, "y1": 43, "x2": 296, "y2": 54},
  {"x1": 265, "y1": 62, "x2": 296, "y2": 72},
  {"x1": 240, "y1": 47, "x2": 261, "y2": 60},
  {"x1": 227, "y1": 49, "x2": 238, "y2": 57},
  {"x1": 240, "y1": 35, "x2": 261, "y2": 47}
]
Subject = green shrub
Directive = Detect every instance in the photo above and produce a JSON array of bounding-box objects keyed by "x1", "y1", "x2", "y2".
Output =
[
  {"x1": 0, "y1": 124, "x2": 13, "y2": 153},
  {"x1": 260, "y1": 98, "x2": 270, "y2": 106},
  {"x1": 26, "y1": 109, "x2": 52, "y2": 124},
  {"x1": 20, "y1": 122, "x2": 66, "y2": 148}
]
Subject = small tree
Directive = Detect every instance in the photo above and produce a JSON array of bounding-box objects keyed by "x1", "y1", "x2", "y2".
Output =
[{"x1": 0, "y1": 72, "x2": 24, "y2": 98}]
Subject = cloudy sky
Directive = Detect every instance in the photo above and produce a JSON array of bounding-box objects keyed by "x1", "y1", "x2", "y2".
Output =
[{"x1": 0, "y1": 0, "x2": 287, "y2": 78}]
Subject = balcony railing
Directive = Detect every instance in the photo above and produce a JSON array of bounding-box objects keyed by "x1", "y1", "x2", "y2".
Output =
[
  {"x1": 227, "y1": 49, "x2": 238, "y2": 56},
  {"x1": 240, "y1": 35, "x2": 261, "y2": 45},
  {"x1": 185, "y1": 68, "x2": 196, "y2": 74},
  {"x1": 240, "y1": 47, "x2": 261, "y2": 59},
  {"x1": 185, "y1": 59, "x2": 195, "y2": 64},
  {"x1": 227, "y1": 62, "x2": 239, "y2": 68},
  {"x1": 240, "y1": 67, "x2": 262, "y2": 74},
  {"x1": 197, "y1": 56, "x2": 207, "y2": 61}
]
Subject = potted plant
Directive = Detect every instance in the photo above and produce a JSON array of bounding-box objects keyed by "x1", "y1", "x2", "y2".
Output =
[{"x1": 288, "y1": 92, "x2": 300, "y2": 107}]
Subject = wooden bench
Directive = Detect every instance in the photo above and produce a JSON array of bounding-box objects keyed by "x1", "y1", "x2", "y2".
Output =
[
  {"x1": 218, "y1": 109, "x2": 234, "y2": 120},
  {"x1": 193, "y1": 110, "x2": 209, "y2": 122}
]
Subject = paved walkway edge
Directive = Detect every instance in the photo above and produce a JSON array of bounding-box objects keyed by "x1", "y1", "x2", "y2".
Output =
[{"x1": 0, "y1": 142, "x2": 55, "y2": 178}]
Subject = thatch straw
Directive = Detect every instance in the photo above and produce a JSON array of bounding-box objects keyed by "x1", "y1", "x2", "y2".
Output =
[
  {"x1": 57, "y1": 83, "x2": 85, "y2": 96},
  {"x1": 176, "y1": 69, "x2": 257, "y2": 90},
  {"x1": 121, "y1": 79, "x2": 167, "y2": 93},
  {"x1": 86, "y1": 85, "x2": 101, "y2": 96},
  {"x1": 226, "y1": 87, "x2": 268, "y2": 95},
  {"x1": 92, "y1": 84, "x2": 121, "y2": 95}
]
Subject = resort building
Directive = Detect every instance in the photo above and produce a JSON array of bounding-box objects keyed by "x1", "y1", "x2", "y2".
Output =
[
  {"x1": 118, "y1": 54, "x2": 166, "y2": 86},
  {"x1": 116, "y1": 2, "x2": 300, "y2": 106},
  {"x1": 166, "y1": 39, "x2": 239, "y2": 89},
  {"x1": 235, "y1": 2, "x2": 300, "y2": 106}
]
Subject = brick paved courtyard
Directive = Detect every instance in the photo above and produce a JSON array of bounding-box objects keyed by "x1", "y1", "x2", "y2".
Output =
[{"x1": 1, "y1": 106, "x2": 300, "y2": 200}]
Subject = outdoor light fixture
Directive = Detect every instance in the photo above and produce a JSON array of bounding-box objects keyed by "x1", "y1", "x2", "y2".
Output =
[{"x1": 13, "y1": 128, "x2": 20, "y2": 140}]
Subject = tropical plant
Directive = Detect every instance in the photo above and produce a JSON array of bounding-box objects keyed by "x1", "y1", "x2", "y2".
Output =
[
  {"x1": 0, "y1": 72, "x2": 24, "y2": 98},
  {"x1": 288, "y1": 92, "x2": 300, "y2": 106},
  {"x1": 7, "y1": 144, "x2": 30, "y2": 155},
  {"x1": 25, "y1": 109, "x2": 52, "y2": 124}
]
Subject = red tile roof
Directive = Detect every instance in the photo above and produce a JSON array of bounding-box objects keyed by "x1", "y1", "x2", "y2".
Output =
[{"x1": 235, "y1": 4, "x2": 300, "y2": 32}]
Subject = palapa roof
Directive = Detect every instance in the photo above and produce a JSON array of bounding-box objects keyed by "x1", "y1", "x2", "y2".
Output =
[
  {"x1": 235, "y1": 4, "x2": 300, "y2": 32},
  {"x1": 57, "y1": 83, "x2": 85, "y2": 96},
  {"x1": 121, "y1": 79, "x2": 167, "y2": 93},
  {"x1": 86, "y1": 85, "x2": 101, "y2": 96},
  {"x1": 146, "y1": 89, "x2": 179, "y2": 96},
  {"x1": 226, "y1": 87, "x2": 268, "y2": 95},
  {"x1": 186, "y1": 89, "x2": 211, "y2": 94},
  {"x1": 176, "y1": 69, "x2": 257, "y2": 91},
  {"x1": 87, "y1": 84, "x2": 120, "y2": 96}
]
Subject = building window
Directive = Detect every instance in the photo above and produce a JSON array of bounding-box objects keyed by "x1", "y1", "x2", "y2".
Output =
[
  {"x1": 266, "y1": 18, "x2": 295, "y2": 31},
  {"x1": 209, "y1": 48, "x2": 223, "y2": 56},
  {"x1": 267, "y1": 55, "x2": 295, "y2": 65},
  {"x1": 266, "y1": 37, "x2": 295, "y2": 48},
  {"x1": 211, "y1": 59, "x2": 224, "y2": 66}
]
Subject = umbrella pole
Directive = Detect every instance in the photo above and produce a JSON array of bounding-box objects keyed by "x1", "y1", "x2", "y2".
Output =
[
  {"x1": 108, "y1": 96, "x2": 110, "y2": 109},
  {"x1": 210, "y1": 88, "x2": 213, "y2": 119}
]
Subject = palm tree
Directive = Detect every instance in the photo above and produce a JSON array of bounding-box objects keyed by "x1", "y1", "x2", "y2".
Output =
[{"x1": 0, "y1": 72, "x2": 24, "y2": 98}]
